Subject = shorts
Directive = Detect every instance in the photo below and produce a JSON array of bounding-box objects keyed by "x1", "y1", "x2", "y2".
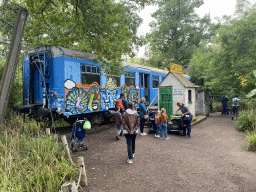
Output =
[{"x1": 116, "y1": 125, "x2": 122, "y2": 131}]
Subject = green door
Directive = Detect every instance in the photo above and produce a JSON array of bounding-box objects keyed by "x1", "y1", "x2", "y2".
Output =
[{"x1": 159, "y1": 87, "x2": 173, "y2": 117}]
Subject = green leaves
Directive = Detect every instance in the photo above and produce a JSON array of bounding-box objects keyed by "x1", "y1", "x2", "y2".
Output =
[{"x1": 146, "y1": 0, "x2": 211, "y2": 67}]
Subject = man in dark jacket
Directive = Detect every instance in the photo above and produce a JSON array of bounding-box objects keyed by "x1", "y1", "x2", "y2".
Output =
[
  {"x1": 120, "y1": 93, "x2": 128, "y2": 110},
  {"x1": 221, "y1": 95, "x2": 229, "y2": 115}
]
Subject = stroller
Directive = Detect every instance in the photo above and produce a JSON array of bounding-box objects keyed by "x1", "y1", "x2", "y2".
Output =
[
  {"x1": 71, "y1": 119, "x2": 90, "y2": 152},
  {"x1": 168, "y1": 115, "x2": 189, "y2": 134},
  {"x1": 148, "y1": 111, "x2": 157, "y2": 134}
]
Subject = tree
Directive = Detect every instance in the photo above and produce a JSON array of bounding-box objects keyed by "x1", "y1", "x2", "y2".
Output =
[
  {"x1": 1, "y1": 0, "x2": 151, "y2": 74},
  {"x1": 145, "y1": 0, "x2": 211, "y2": 68}
]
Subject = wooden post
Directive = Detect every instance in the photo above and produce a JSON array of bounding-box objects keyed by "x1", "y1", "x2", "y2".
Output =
[
  {"x1": 62, "y1": 181, "x2": 78, "y2": 192},
  {"x1": 77, "y1": 157, "x2": 88, "y2": 186},
  {"x1": 0, "y1": 8, "x2": 28, "y2": 128},
  {"x1": 46, "y1": 128, "x2": 51, "y2": 136},
  {"x1": 61, "y1": 135, "x2": 76, "y2": 166}
]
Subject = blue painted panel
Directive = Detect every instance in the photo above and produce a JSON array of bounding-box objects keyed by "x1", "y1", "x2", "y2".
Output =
[{"x1": 23, "y1": 56, "x2": 30, "y2": 105}]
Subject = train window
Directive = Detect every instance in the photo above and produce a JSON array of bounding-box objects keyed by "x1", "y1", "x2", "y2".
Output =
[
  {"x1": 153, "y1": 75, "x2": 159, "y2": 88},
  {"x1": 92, "y1": 66, "x2": 97, "y2": 73},
  {"x1": 86, "y1": 65, "x2": 91, "y2": 73},
  {"x1": 81, "y1": 65, "x2": 85, "y2": 72},
  {"x1": 188, "y1": 90, "x2": 192, "y2": 103},
  {"x1": 81, "y1": 64, "x2": 100, "y2": 85},
  {"x1": 125, "y1": 71, "x2": 135, "y2": 87}
]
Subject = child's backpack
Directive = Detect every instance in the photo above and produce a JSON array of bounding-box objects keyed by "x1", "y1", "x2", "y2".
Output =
[
  {"x1": 83, "y1": 120, "x2": 91, "y2": 130},
  {"x1": 116, "y1": 98, "x2": 125, "y2": 109}
]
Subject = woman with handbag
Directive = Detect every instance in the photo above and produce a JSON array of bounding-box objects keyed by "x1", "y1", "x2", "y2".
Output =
[
  {"x1": 138, "y1": 97, "x2": 148, "y2": 136},
  {"x1": 176, "y1": 101, "x2": 193, "y2": 138}
]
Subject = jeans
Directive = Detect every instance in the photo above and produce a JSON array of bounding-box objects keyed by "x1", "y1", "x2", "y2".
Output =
[
  {"x1": 155, "y1": 124, "x2": 160, "y2": 136},
  {"x1": 140, "y1": 118, "x2": 146, "y2": 133},
  {"x1": 160, "y1": 123, "x2": 168, "y2": 138},
  {"x1": 222, "y1": 105, "x2": 228, "y2": 115},
  {"x1": 183, "y1": 114, "x2": 193, "y2": 136},
  {"x1": 116, "y1": 125, "x2": 122, "y2": 131},
  {"x1": 232, "y1": 106, "x2": 239, "y2": 117},
  {"x1": 125, "y1": 134, "x2": 137, "y2": 160}
]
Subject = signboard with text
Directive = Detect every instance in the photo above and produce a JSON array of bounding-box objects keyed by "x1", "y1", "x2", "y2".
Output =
[
  {"x1": 173, "y1": 88, "x2": 183, "y2": 95},
  {"x1": 170, "y1": 63, "x2": 182, "y2": 74}
]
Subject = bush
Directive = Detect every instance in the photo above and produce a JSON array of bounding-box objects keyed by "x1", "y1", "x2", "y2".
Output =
[
  {"x1": 212, "y1": 102, "x2": 222, "y2": 112},
  {"x1": 0, "y1": 113, "x2": 78, "y2": 191},
  {"x1": 247, "y1": 131, "x2": 256, "y2": 151},
  {"x1": 235, "y1": 110, "x2": 256, "y2": 132}
]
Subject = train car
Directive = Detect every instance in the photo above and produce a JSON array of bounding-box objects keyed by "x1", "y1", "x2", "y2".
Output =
[{"x1": 21, "y1": 46, "x2": 168, "y2": 123}]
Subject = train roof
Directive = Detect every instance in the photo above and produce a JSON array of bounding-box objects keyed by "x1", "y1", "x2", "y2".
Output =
[{"x1": 25, "y1": 46, "x2": 168, "y2": 74}]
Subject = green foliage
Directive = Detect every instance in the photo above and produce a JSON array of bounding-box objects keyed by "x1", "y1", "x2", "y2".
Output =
[
  {"x1": 145, "y1": 0, "x2": 211, "y2": 67},
  {"x1": 246, "y1": 130, "x2": 256, "y2": 151},
  {"x1": 0, "y1": 113, "x2": 78, "y2": 191},
  {"x1": 3, "y1": 0, "x2": 146, "y2": 74},
  {"x1": 211, "y1": 102, "x2": 221, "y2": 112},
  {"x1": 235, "y1": 110, "x2": 256, "y2": 132},
  {"x1": 246, "y1": 70, "x2": 256, "y2": 98}
]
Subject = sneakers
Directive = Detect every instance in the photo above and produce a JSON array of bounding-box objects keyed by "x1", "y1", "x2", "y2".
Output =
[
  {"x1": 232, "y1": 117, "x2": 234, "y2": 120},
  {"x1": 116, "y1": 135, "x2": 120, "y2": 140},
  {"x1": 165, "y1": 137, "x2": 170, "y2": 140},
  {"x1": 161, "y1": 137, "x2": 163, "y2": 139},
  {"x1": 155, "y1": 134, "x2": 160, "y2": 138},
  {"x1": 141, "y1": 132, "x2": 147, "y2": 136},
  {"x1": 127, "y1": 159, "x2": 132, "y2": 164},
  {"x1": 132, "y1": 154, "x2": 135, "y2": 158},
  {"x1": 185, "y1": 135, "x2": 190, "y2": 138}
]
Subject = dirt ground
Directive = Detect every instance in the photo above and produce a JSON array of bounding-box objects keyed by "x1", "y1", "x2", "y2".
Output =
[{"x1": 70, "y1": 113, "x2": 256, "y2": 192}]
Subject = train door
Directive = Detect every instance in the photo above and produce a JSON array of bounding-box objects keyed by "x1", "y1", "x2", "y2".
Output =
[
  {"x1": 29, "y1": 53, "x2": 49, "y2": 107},
  {"x1": 139, "y1": 73, "x2": 149, "y2": 103}
]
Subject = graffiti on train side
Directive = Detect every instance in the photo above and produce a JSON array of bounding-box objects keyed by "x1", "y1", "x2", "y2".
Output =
[{"x1": 64, "y1": 78, "x2": 140, "y2": 115}]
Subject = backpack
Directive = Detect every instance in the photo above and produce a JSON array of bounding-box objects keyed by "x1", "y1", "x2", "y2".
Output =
[
  {"x1": 116, "y1": 99, "x2": 125, "y2": 109},
  {"x1": 233, "y1": 98, "x2": 238, "y2": 106}
]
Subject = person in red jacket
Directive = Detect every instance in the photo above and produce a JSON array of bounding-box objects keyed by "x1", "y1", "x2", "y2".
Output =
[{"x1": 122, "y1": 102, "x2": 140, "y2": 164}]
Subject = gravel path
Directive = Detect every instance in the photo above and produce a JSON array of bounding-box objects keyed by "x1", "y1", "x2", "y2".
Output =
[{"x1": 72, "y1": 113, "x2": 256, "y2": 192}]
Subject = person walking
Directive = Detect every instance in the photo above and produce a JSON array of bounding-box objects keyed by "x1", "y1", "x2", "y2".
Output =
[
  {"x1": 176, "y1": 102, "x2": 193, "y2": 138},
  {"x1": 232, "y1": 94, "x2": 240, "y2": 120},
  {"x1": 221, "y1": 95, "x2": 229, "y2": 115},
  {"x1": 122, "y1": 102, "x2": 140, "y2": 164},
  {"x1": 138, "y1": 97, "x2": 147, "y2": 136},
  {"x1": 114, "y1": 106, "x2": 122, "y2": 140},
  {"x1": 159, "y1": 108, "x2": 169, "y2": 140}
]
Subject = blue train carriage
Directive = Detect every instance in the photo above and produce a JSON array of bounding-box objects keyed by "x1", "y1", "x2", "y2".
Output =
[{"x1": 22, "y1": 46, "x2": 168, "y2": 123}]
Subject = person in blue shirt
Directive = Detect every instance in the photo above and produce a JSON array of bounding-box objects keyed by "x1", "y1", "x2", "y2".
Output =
[
  {"x1": 232, "y1": 94, "x2": 240, "y2": 120},
  {"x1": 138, "y1": 97, "x2": 147, "y2": 136}
]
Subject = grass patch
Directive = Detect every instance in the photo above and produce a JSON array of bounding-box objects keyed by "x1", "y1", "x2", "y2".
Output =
[
  {"x1": 247, "y1": 131, "x2": 256, "y2": 151},
  {"x1": 235, "y1": 110, "x2": 256, "y2": 132},
  {"x1": 0, "y1": 112, "x2": 78, "y2": 191}
]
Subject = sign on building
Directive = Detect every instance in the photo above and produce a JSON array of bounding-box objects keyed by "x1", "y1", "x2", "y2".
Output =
[
  {"x1": 173, "y1": 88, "x2": 183, "y2": 95},
  {"x1": 170, "y1": 63, "x2": 182, "y2": 74}
]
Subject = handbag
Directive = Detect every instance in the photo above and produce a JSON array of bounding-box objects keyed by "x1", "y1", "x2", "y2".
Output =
[{"x1": 144, "y1": 115, "x2": 149, "y2": 119}]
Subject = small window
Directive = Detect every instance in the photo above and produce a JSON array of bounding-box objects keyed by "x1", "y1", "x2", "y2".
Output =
[
  {"x1": 81, "y1": 64, "x2": 100, "y2": 85},
  {"x1": 152, "y1": 75, "x2": 159, "y2": 88},
  {"x1": 92, "y1": 66, "x2": 97, "y2": 73},
  {"x1": 86, "y1": 66, "x2": 91, "y2": 73},
  {"x1": 125, "y1": 71, "x2": 135, "y2": 87},
  {"x1": 188, "y1": 90, "x2": 192, "y2": 103},
  {"x1": 81, "y1": 65, "x2": 85, "y2": 72}
]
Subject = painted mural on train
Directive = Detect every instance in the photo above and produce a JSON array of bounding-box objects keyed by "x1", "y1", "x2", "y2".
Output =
[{"x1": 64, "y1": 78, "x2": 140, "y2": 115}]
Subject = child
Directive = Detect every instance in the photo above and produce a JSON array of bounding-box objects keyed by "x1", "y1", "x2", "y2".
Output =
[
  {"x1": 154, "y1": 111, "x2": 161, "y2": 138},
  {"x1": 114, "y1": 106, "x2": 122, "y2": 140},
  {"x1": 159, "y1": 108, "x2": 169, "y2": 140}
]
